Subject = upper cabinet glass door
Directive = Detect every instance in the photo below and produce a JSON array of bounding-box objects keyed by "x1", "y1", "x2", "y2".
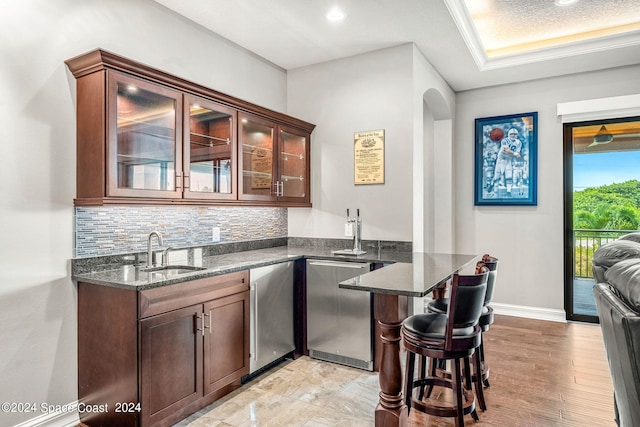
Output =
[
  {"x1": 108, "y1": 72, "x2": 182, "y2": 198},
  {"x1": 183, "y1": 96, "x2": 237, "y2": 200},
  {"x1": 238, "y1": 113, "x2": 276, "y2": 201},
  {"x1": 278, "y1": 126, "x2": 309, "y2": 202}
]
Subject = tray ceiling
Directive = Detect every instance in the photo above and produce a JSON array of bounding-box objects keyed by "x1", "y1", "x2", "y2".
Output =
[{"x1": 152, "y1": 0, "x2": 640, "y2": 91}]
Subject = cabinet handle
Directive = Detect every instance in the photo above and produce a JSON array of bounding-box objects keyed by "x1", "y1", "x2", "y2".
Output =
[
  {"x1": 184, "y1": 175, "x2": 190, "y2": 190},
  {"x1": 273, "y1": 181, "x2": 283, "y2": 197},
  {"x1": 204, "y1": 310, "x2": 212, "y2": 334},
  {"x1": 195, "y1": 313, "x2": 203, "y2": 335},
  {"x1": 176, "y1": 173, "x2": 183, "y2": 190}
]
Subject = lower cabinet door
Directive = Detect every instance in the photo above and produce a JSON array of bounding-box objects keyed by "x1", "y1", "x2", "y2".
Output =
[
  {"x1": 140, "y1": 304, "x2": 203, "y2": 426},
  {"x1": 203, "y1": 291, "x2": 250, "y2": 395}
]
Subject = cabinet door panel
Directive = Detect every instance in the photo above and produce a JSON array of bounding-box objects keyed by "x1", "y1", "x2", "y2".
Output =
[
  {"x1": 278, "y1": 125, "x2": 310, "y2": 203},
  {"x1": 238, "y1": 112, "x2": 276, "y2": 201},
  {"x1": 107, "y1": 71, "x2": 183, "y2": 199},
  {"x1": 140, "y1": 304, "x2": 203, "y2": 425},
  {"x1": 184, "y1": 95, "x2": 237, "y2": 200},
  {"x1": 204, "y1": 292, "x2": 249, "y2": 395}
]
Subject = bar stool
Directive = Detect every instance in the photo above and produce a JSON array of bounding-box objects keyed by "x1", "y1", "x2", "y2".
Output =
[
  {"x1": 426, "y1": 255, "x2": 499, "y2": 391},
  {"x1": 401, "y1": 267, "x2": 488, "y2": 427},
  {"x1": 477, "y1": 255, "x2": 498, "y2": 387}
]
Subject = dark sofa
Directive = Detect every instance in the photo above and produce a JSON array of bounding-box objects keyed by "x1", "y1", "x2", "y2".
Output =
[{"x1": 592, "y1": 233, "x2": 640, "y2": 427}]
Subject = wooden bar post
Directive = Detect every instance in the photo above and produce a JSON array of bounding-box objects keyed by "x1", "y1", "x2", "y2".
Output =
[{"x1": 373, "y1": 293, "x2": 408, "y2": 427}]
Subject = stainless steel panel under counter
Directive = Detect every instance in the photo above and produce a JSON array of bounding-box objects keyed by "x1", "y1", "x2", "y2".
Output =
[
  {"x1": 249, "y1": 261, "x2": 296, "y2": 374},
  {"x1": 306, "y1": 259, "x2": 373, "y2": 371}
]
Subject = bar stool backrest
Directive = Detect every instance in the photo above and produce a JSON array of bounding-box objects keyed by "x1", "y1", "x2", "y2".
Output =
[
  {"x1": 483, "y1": 259, "x2": 498, "y2": 307},
  {"x1": 445, "y1": 269, "x2": 488, "y2": 350}
]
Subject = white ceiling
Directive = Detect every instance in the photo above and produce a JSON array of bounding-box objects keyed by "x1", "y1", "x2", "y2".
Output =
[{"x1": 152, "y1": 0, "x2": 640, "y2": 91}]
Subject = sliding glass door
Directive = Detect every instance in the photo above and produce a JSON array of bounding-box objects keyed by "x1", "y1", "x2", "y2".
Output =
[{"x1": 564, "y1": 117, "x2": 640, "y2": 322}]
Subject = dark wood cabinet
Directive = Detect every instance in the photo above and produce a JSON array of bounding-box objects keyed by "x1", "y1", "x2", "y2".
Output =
[
  {"x1": 140, "y1": 305, "x2": 203, "y2": 426},
  {"x1": 65, "y1": 49, "x2": 314, "y2": 207},
  {"x1": 238, "y1": 113, "x2": 310, "y2": 205},
  {"x1": 204, "y1": 292, "x2": 249, "y2": 395},
  {"x1": 78, "y1": 270, "x2": 249, "y2": 427}
]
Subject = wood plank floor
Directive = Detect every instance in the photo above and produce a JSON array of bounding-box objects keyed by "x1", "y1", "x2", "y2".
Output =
[
  {"x1": 80, "y1": 314, "x2": 617, "y2": 426},
  {"x1": 407, "y1": 314, "x2": 616, "y2": 427}
]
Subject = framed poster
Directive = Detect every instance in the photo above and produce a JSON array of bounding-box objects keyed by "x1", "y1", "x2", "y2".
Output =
[
  {"x1": 354, "y1": 129, "x2": 385, "y2": 185},
  {"x1": 474, "y1": 112, "x2": 538, "y2": 206}
]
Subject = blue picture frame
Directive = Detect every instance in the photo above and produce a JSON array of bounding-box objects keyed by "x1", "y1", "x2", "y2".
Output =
[{"x1": 474, "y1": 112, "x2": 538, "y2": 206}]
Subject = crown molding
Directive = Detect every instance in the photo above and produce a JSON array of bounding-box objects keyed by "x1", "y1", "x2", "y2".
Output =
[{"x1": 443, "y1": 0, "x2": 640, "y2": 71}]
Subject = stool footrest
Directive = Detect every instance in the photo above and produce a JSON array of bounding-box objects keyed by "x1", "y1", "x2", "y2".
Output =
[{"x1": 409, "y1": 378, "x2": 477, "y2": 419}]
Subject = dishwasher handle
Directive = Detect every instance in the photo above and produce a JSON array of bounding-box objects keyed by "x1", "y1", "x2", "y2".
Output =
[{"x1": 308, "y1": 260, "x2": 370, "y2": 269}]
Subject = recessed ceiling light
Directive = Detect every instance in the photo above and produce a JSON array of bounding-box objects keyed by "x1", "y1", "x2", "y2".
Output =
[
  {"x1": 326, "y1": 7, "x2": 346, "y2": 22},
  {"x1": 555, "y1": 0, "x2": 580, "y2": 6}
]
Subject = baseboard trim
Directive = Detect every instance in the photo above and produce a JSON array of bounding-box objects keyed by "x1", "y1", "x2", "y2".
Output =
[
  {"x1": 492, "y1": 302, "x2": 567, "y2": 323},
  {"x1": 13, "y1": 401, "x2": 79, "y2": 427}
]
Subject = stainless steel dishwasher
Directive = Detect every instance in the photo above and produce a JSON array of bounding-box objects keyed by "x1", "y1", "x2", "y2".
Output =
[
  {"x1": 306, "y1": 259, "x2": 373, "y2": 370},
  {"x1": 249, "y1": 262, "x2": 295, "y2": 375}
]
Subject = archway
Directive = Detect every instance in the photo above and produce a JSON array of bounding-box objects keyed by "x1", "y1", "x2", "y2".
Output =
[{"x1": 414, "y1": 88, "x2": 454, "y2": 253}]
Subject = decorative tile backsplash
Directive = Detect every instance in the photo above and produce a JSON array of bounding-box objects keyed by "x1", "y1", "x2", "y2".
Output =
[{"x1": 75, "y1": 206, "x2": 288, "y2": 258}]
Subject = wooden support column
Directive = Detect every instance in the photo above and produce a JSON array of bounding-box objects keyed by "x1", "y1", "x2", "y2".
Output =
[{"x1": 373, "y1": 293, "x2": 408, "y2": 427}]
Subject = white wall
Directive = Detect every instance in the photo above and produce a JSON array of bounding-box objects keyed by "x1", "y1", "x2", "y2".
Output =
[
  {"x1": 0, "y1": 1, "x2": 287, "y2": 425},
  {"x1": 287, "y1": 43, "x2": 456, "y2": 244},
  {"x1": 286, "y1": 44, "x2": 415, "y2": 241},
  {"x1": 411, "y1": 46, "x2": 456, "y2": 252},
  {"x1": 455, "y1": 65, "x2": 640, "y2": 314}
]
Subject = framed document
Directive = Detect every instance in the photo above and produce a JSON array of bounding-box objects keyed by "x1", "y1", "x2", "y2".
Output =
[
  {"x1": 250, "y1": 146, "x2": 272, "y2": 189},
  {"x1": 354, "y1": 129, "x2": 385, "y2": 185}
]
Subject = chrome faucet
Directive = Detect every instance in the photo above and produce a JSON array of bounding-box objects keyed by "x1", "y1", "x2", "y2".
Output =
[
  {"x1": 347, "y1": 209, "x2": 365, "y2": 255},
  {"x1": 147, "y1": 230, "x2": 163, "y2": 267}
]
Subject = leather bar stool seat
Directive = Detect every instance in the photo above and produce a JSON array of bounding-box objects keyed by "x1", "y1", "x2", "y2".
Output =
[{"x1": 402, "y1": 268, "x2": 488, "y2": 427}]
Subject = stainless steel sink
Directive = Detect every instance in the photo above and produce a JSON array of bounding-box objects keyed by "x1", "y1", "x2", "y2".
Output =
[{"x1": 141, "y1": 265, "x2": 206, "y2": 276}]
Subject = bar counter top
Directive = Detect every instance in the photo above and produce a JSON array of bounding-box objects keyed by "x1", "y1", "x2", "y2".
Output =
[
  {"x1": 73, "y1": 238, "x2": 477, "y2": 297},
  {"x1": 71, "y1": 244, "x2": 413, "y2": 290},
  {"x1": 339, "y1": 252, "x2": 479, "y2": 297}
]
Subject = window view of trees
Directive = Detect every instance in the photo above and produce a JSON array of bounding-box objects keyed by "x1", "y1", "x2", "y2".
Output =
[
  {"x1": 573, "y1": 180, "x2": 640, "y2": 278},
  {"x1": 574, "y1": 180, "x2": 640, "y2": 230}
]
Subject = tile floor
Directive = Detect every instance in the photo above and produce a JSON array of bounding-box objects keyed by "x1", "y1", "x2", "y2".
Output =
[{"x1": 174, "y1": 357, "x2": 379, "y2": 427}]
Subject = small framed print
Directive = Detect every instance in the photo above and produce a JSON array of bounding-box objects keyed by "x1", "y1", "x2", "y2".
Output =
[
  {"x1": 354, "y1": 129, "x2": 385, "y2": 185},
  {"x1": 474, "y1": 112, "x2": 538, "y2": 206}
]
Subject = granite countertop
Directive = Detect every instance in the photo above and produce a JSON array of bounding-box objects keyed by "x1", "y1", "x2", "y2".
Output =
[
  {"x1": 339, "y1": 252, "x2": 480, "y2": 297},
  {"x1": 72, "y1": 245, "x2": 413, "y2": 290}
]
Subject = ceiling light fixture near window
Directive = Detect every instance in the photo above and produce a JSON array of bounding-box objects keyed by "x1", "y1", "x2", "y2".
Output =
[
  {"x1": 555, "y1": 0, "x2": 580, "y2": 6},
  {"x1": 326, "y1": 7, "x2": 346, "y2": 22},
  {"x1": 588, "y1": 125, "x2": 614, "y2": 147}
]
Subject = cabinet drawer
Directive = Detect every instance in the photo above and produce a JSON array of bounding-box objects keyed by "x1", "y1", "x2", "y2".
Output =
[{"x1": 139, "y1": 270, "x2": 249, "y2": 318}]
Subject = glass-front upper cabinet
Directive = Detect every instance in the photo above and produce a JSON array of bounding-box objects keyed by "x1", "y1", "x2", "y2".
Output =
[
  {"x1": 238, "y1": 112, "x2": 310, "y2": 204},
  {"x1": 107, "y1": 72, "x2": 183, "y2": 199},
  {"x1": 183, "y1": 95, "x2": 237, "y2": 200},
  {"x1": 238, "y1": 112, "x2": 276, "y2": 201},
  {"x1": 66, "y1": 49, "x2": 315, "y2": 207},
  {"x1": 278, "y1": 125, "x2": 309, "y2": 203}
]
